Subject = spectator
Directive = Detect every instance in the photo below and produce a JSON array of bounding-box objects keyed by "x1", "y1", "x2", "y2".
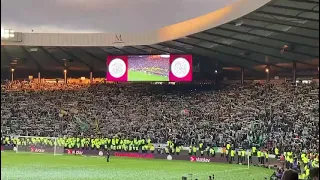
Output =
[
  {"x1": 310, "y1": 167, "x2": 319, "y2": 180},
  {"x1": 281, "y1": 169, "x2": 298, "y2": 180},
  {"x1": 1, "y1": 81, "x2": 318, "y2": 154}
]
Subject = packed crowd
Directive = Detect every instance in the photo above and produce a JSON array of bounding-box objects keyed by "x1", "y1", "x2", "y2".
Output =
[{"x1": 1, "y1": 81, "x2": 319, "y2": 155}]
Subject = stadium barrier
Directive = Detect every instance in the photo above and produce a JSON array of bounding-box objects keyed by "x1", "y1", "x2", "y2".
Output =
[
  {"x1": 154, "y1": 143, "x2": 276, "y2": 158},
  {"x1": 1, "y1": 145, "x2": 13, "y2": 151},
  {"x1": 113, "y1": 152, "x2": 154, "y2": 159},
  {"x1": 1, "y1": 145, "x2": 280, "y2": 168},
  {"x1": 64, "y1": 148, "x2": 154, "y2": 159},
  {"x1": 153, "y1": 153, "x2": 280, "y2": 166}
]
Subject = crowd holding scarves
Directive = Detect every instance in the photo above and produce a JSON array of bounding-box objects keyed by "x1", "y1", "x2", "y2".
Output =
[{"x1": 1, "y1": 81, "x2": 319, "y2": 179}]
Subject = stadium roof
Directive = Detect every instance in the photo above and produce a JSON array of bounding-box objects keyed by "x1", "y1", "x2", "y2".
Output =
[{"x1": 1, "y1": 0, "x2": 319, "y2": 79}]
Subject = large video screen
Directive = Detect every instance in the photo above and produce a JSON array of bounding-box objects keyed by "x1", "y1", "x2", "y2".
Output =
[
  {"x1": 106, "y1": 54, "x2": 192, "y2": 82},
  {"x1": 128, "y1": 55, "x2": 169, "y2": 81}
]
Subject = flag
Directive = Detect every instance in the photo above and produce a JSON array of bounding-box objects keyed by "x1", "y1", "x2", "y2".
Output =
[
  {"x1": 79, "y1": 121, "x2": 89, "y2": 132},
  {"x1": 75, "y1": 117, "x2": 89, "y2": 132}
]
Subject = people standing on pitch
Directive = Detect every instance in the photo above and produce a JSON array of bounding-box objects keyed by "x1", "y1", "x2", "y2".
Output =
[
  {"x1": 230, "y1": 149, "x2": 235, "y2": 163},
  {"x1": 265, "y1": 150, "x2": 269, "y2": 164},
  {"x1": 225, "y1": 148, "x2": 229, "y2": 163},
  {"x1": 106, "y1": 149, "x2": 110, "y2": 162},
  {"x1": 241, "y1": 149, "x2": 246, "y2": 164},
  {"x1": 210, "y1": 147, "x2": 215, "y2": 157},
  {"x1": 237, "y1": 149, "x2": 241, "y2": 164},
  {"x1": 260, "y1": 150, "x2": 265, "y2": 164},
  {"x1": 247, "y1": 150, "x2": 252, "y2": 164},
  {"x1": 257, "y1": 149, "x2": 261, "y2": 164}
]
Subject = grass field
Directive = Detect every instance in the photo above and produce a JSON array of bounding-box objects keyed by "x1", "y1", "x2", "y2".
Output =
[
  {"x1": 128, "y1": 70, "x2": 168, "y2": 81},
  {"x1": 1, "y1": 152, "x2": 273, "y2": 180}
]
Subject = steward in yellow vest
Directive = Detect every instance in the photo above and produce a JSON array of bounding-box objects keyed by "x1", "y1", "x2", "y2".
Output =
[
  {"x1": 265, "y1": 151, "x2": 269, "y2": 163},
  {"x1": 150, "y1": 145, "x2": 155, "y2": 153},
  {"x1": 230, "y1": 150, "x2": 235, "y2": 162},
  {"x1": 274, "y1": 148, "x2": 279, "y2": 158},
  {"x1": 192, "y1": 146, "x2": 197, "y2": 156},
  {"x1": 210, "y1": 148, "x2": 215, "y2": 157},
  {"x1": 226, "y1": 144, "x2": 230, "y2": 150},
  {"x1": 175, "y1": 146, "x2": 180, "y2": 155},
  {"x1": 241, "y1": 150, "x2": 246, "y2": 163},
  {"x1": 257, "y1": 150, "x2": 261, "y2": 163},
  {"x1": 260, "y1": 151, "x2": 265, "y2": 164},
  {"x1": 252, "y1": 146, "x2": 257, "y2": 156}
]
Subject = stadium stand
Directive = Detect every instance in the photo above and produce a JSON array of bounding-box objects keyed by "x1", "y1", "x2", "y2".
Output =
[
  {"x1": 1, "y1": 82, "x2": 318, "y2": 149},
  {"x1": 1, "y1": 81, "x2": 319, "y2": 179}
]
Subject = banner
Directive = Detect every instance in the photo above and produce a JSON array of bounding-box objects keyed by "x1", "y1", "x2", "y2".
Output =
[
  {"x1": 62, "y1": 149, "x2": 154, "y2": 159},
  {"x1": 30, "y1": 146, "x2": 46, "y2": 153},
  {"x1": 64, "y1": 148, "x2": 100, "y2": 156},
  {"x1": 154, "y1": 154, "x2": 224, "y2": 163},
  {"x1": 65, "y1": 149, "x2": 84, "y2": 155},
  {"x1": 1, "y1": 145, "x2": 13, "y2": 151},
  {"x1": 190, "y1": 156, "x2": 211, "y2": 163},
  {"x1": 0, "y1": 146, "x2": 280, "y2": 166},
  {"x1": 114, "y1": 152, "x2": 154, "y2": 159}
]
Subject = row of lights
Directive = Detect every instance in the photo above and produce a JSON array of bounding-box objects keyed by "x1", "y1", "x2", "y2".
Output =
[
  {"x1": 1, "y1": 28, "x2": 15, "y2": 38},
  {"x1": 10, "y1": 68, "x2": 270, "y2": 74},
  {"x1": 11, "y1": 67, "x2": 318, "y2": 74},
  {"x1": 214, "y1": 69, "x2": 269, "y2": 73},
  {"x1": 11, "y1": 68, "x2": 68, "y2": 73}
]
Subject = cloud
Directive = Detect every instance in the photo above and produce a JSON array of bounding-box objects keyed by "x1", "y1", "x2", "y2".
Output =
[{"x1": 1, "y1": 0, "x2": 239, "y2": 33}]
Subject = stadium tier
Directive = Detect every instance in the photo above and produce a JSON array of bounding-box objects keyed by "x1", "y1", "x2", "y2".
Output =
[
  {"x1": 1, "y1": 82, "x2": 319, "y2": 179},
  {"x1": 1, "y1": 0, "x2": 319, "y2": 180}
]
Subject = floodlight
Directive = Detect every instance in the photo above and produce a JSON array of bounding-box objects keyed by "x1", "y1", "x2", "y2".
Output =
[
  {"x1": 1, "y1": 29, "x2": 15, "y2": 38},
  {"x1": 265, "y1": 68, "x2": 269, "y2": 73}
]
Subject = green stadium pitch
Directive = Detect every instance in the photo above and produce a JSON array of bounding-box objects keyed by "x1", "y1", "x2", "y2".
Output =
[
  {"x1": 128, "y1": 70, "x2": 169, "y2": 81},
  {"x1": 1, "y1": 152, "x2": 273, "y2": 180}
]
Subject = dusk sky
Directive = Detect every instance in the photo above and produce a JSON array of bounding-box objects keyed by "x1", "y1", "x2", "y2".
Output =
[{"x1": 1, "y1": 0, "x2": 239, "y2": 33}]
